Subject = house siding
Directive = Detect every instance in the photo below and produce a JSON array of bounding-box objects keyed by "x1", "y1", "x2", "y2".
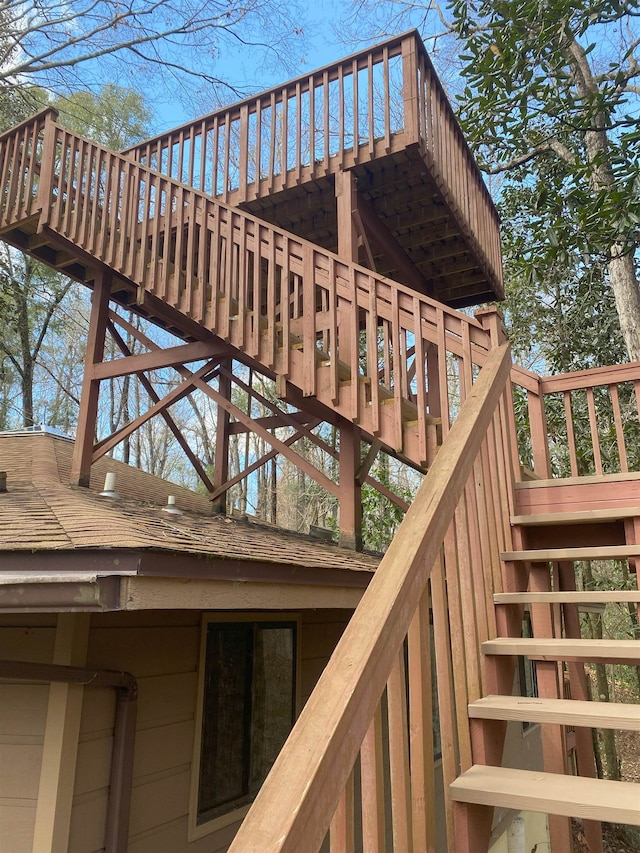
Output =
[
  {"x1": 0, "y1": 615, "x2": 57, "y2": 853},
  {"x1": 0, "y1": 608, "x2": 354, "y2": 853}
]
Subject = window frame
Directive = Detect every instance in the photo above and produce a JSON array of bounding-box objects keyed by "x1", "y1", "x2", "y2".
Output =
[{"x1": 188, "y1": 611, "x2": 300, "y2": 840}]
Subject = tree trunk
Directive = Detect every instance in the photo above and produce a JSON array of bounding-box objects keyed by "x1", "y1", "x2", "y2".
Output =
[{"x1": 608, "y1": 246, "x2": 640, "y2": 362}]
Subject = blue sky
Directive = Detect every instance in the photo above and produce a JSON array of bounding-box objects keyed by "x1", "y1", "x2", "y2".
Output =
[{"x1": 149, "y1": 0, "x2": 371, "y2": 133}]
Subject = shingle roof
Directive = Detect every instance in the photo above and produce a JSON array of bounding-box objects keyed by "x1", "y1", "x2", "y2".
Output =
[{"x1": 0, "y1": 433, "x2": 378, "y2": 576}]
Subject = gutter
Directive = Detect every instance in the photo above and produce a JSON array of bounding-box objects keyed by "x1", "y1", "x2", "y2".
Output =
[{"x1": 0, "y1": 659, "x2": 137, "y2": 853}]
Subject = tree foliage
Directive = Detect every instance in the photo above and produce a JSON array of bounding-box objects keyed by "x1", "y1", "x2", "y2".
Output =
[{"x1": 448, "y1": 0, "x2": 640, "y2": 362}]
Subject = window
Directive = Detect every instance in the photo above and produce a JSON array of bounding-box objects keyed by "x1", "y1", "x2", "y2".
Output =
[{"x1": 190, "y1": 616, "x2": 297, "y2": 835}]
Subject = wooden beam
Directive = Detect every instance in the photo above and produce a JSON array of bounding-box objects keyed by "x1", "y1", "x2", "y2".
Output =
[
  {"x1": 355, "y1": 193, "x2": 431, "y2": 294},
  {"x1": 339, "y1": 423, "x2": 362, "y2": 550},
  {"x1": 208, "y1": 420, "x2": 321, "y2": 503},
  {"x1": 91, "y1": 360, "x2": 220, "y2": 462},
  {"x1": 335, "y1": 170, "x2": 359, "y2": 263},
  {"x1": 219, "y1": 366, "x2": 337, "y2": 460},
  {"x1": 228, "y1": 412, "x2": 315, "y2": 435},
  {"x1": 120, "y1": 576, "x2": 364, "y2": 611},
  {"x1": 204, "y1": 382, "x2": 342, "y2": 499},
  {"x1": 211, "y1": 358, "x2": 232, "y2": 514},
  {"x1": 106, "y1": 320, "x2": 215, "y2": 494},
  {"x1": 91, "y1": 338, "x2": 232, "y2": 380},
  {"x1": 70, "y1": 272, "x2": 111, "y2": 487}
]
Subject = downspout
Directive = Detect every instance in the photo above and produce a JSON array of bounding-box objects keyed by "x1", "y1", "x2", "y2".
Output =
[{"x1": 0, "y1": 659, "x2": 137, "y2": 853}]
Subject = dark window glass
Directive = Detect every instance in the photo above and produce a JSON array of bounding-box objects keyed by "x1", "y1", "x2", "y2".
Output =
[{"x1": 197, "y1": 621, "x2": 296, "y2": 823}]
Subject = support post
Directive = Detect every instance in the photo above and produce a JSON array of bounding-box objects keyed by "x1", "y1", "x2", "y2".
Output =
[
  {"x1": 71, "y1": 272, "x2": 112, "y2": 487},
  {"x1": 211, "y1": 358, "x2": 232, "y2": 514},
  {"x1": 335, "y1": 170, "x2": 359, "y2": 263},
  {"x1": 339, "y1": 422, "x2": 362, "y2": 551},
  {"x1": 32, "y1": 614, "x2": 90, "y2": 853}
]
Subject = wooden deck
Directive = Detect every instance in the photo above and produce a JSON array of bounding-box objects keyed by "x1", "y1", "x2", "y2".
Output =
[{"x1": 123, "y1": 32, "x2": 503, "y2": 307}]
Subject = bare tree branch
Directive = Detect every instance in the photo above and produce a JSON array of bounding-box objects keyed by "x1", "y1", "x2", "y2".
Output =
[{"x1": 0, "y1": 0, "x2": 304, "y2": 93}]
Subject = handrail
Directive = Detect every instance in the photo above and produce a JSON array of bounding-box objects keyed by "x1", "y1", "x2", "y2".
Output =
[
  {"x1": 228, "y1": 341, "x2": 513, "y2": 853},
  {"x1": 24, "y1": 119, "x2": 495, "y2": 466}
]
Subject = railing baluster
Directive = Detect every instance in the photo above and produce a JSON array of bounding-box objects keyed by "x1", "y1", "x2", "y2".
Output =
[
  {"x1": 235, "y1": 215, "x2": 247, "y2": 349},
  {"x1": 383, "y1": 47, "x2": 391, "y2": 153},
  {"x1": 302, "y1": 248, "x2": 316, "y2": 395},
  {"x1": 610, "y1": 383, "x2": 628, "y2": 472},
  {"x1": 184, "y1": 188, "x2": 197, "y2": 316},
  {"x1": 367, "y1": 279, "x2": 380, "y2": 435},
  {"x1": 212, "y1": 114, "x2": 220, "y2": 197},
  {"x1": 295, "y1": 81, "x2": 302, "y2": 183},
  {"x1": 348, "y1": 267, "x2": 360, "y2": 423},
  {"x1": 391, "y1": 286, "x2": 403, "y2": 451},
  {"x1": 387, "y1": 650, "x2": 413, "y2": 853},
  {"x1": 239, "y1": 103, "x2": 249, "y2": 199},
  {"x1": 308, "y1": 75, "x2": 315, "y2": 173},
  {"x1": 407, "y1": 590, "x2": 436, "y2": 853},
  {"x1": 360, "y1": 705, "x2": 386, "y2": 853},
  {"x1": 329, "y1": 770, "x2": 355, "y2": 853},
  {"x1": 207, "y1": 204, "x2": 221, "y2": 329},
  {"x1": 436, "y1": 307, "x2": 450, "y2": 436},
  {"x1": 12, "y1": 125, "x2": 29, "y2": 222},
  {"x1": 430, "y1": 555, "x2": 456, "y2": 849},
  {"x1": 413, "y1": 298, "x2": 428, "y2": 465},
  {"x1": 586, "y1": 386, "x2": 603, "y2": 474},
  {"x1": 322, "y1": 70, "x2": 330, "y2": 172},
  {"x1": 367, "y1": 53, "x2": 374, "y2": 157},
  {"x1": 254, "y1": 100, "x2": 262, "y2": 189},
  {"x1": 269, "y1": 91, "x2": 277, "y2": 192}
]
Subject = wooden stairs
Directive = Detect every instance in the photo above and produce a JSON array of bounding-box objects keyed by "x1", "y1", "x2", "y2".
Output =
[{"x1": 451, "y1": 502, "x2": 640, "y2": 851}]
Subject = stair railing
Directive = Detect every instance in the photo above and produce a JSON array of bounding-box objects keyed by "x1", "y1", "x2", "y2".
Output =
[
  {"x1": 227, "y1": 333, "x2": 515, "y2": 853},
  {"x1": 30, "y1": 119, "x2": 495, "y2": 465},
  {"x1": 511, "y1": 361, "x2": 640, "y2": 479}
]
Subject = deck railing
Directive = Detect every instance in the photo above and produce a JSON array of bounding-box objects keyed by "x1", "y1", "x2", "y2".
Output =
[
  {"x1": 123, "y1": 31, "x2": 502, "y2": 291},
  {"x1": 5, "y1": 115, "x2": 496, "y2": 466},
  {"x1": 512, "y1": 361, "x2": 640, "y2": 479},
  {"x1": 124, "y1": 33, "x2": 412, "y2": 201},
  {"x1": 226, "y1": 338, "x2": 515, "y2": 853},
  {"x1": 0, "y1": 108, "x2": 57, "y2": 228}
]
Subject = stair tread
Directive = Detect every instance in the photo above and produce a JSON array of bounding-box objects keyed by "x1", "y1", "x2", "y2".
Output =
[
  {"x1": 495, "y1": 590, "x2": 640, "y2": 604},
  {"x1": 501, "y1": 544, "x2": 640, "y2": 561},
  {"x1": 511, "y1": 507, "x2": 640, "y2": 526},
  {"x1": 469, "y1": 695, "x2": 640, "y2": 729},
  {"x1": 450, "y1": 765, "x2": 640, "y2": 825},
  {"x1": 483, "y1": 637, "x2": 640, "y2": 662}
]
